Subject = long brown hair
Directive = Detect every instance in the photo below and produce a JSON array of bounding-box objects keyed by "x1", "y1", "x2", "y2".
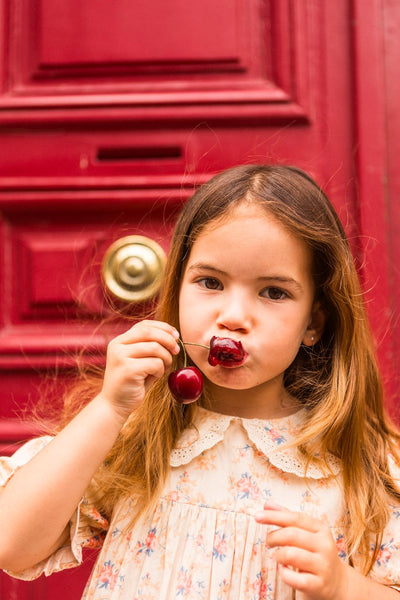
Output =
[{"x1": 68, "y1": 165, "x2": 400, "y2": 574}]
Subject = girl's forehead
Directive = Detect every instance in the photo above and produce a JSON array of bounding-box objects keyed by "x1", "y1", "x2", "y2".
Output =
[
  {"x1": 197, "y1": 200, "x2": 285, "y2": 237},
  {"x1": 200, "y1": 200, "x2": 270, "y2": 231},
  {"x1": 190, "y1": 202, "x2": 311, "y2": 263}
]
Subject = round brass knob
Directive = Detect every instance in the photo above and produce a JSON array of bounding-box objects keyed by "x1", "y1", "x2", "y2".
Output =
[{"x1": 102, "y1": 235, "x2": 166, "y2": 303}]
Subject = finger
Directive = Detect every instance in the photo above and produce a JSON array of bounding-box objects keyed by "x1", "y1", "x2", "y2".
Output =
[
  {"x1": 277, "y1": 563, "x2": 317, "y2": 593},
  {"x1": 120, "y1": 341, "x2": 177, "y2": 366},
  {"x1": 127, "y1": 356, "x2": 169, "y2": 382},
  {"x1": 267, "y1": 526, "x2": 318, "y2": 553},
  {"x1": 112, "y1": 322, "x2": 180, "y2": 355},
  {"x1": 141, "y1": 320, "x2": 180, "y2": 339},
  {"x1": 275, "y1": 545, "x2": 322, "y2": 575},
  {"x1": 255, "y1": 508, "x2": 321, "y2": 533},
  {"x1": 111, "y1": 357, "x2": 169, "y2": 402},
  {"x1": 117, "y1": 320, "x2": 179, "y2": 344}
]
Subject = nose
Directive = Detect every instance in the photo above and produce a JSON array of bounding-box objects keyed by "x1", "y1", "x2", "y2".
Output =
[{"x1": 215, "y1": 290, "x2": 252, "y2": 334}]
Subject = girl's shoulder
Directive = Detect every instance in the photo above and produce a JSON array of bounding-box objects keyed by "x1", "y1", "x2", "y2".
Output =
[{"x1": 0, "y1": 436, "x2": 53, "y2": 487}]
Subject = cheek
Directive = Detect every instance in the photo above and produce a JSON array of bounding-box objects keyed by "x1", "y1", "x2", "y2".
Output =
[
  {"x1": 258, "y1": 312, "x2": 309, "y2": 359},
  {"x1": 178, "y1": 283, "x2": 215, "y2": 330},
  {"x1": 179, "y1": 318, "x2": 198, "y2": 342},
  {"x1": 177, "y1": 285, "x2": 189, "y2": 328},
  {"x1": 178, "y1": 291, "x2": 203, "y2": 339},
  {"x1": 278, "y1": 306, "x2": 312, "y2": 338}
]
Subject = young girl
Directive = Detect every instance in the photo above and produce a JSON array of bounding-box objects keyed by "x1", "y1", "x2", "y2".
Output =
[{"x1": 1, "y1": 164, "x2": 400, "y2": 600}]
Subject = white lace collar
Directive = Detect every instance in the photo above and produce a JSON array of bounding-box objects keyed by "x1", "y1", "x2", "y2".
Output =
[{"x1": 170, "y1": 406, "x2": 341, "y2": 479}]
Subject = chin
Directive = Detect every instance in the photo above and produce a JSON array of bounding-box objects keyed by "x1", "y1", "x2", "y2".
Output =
[{"x1": 206, "y1": 376, "x2": 256, "y2": 392}]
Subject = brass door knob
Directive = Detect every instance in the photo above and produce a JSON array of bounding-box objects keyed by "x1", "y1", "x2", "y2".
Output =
[{"x1": 102, "y1": 235, "x2": 166, "y2": 303}]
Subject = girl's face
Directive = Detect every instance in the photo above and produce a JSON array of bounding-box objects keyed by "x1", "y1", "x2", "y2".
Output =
[{"x1": 178, "y1": 202, "x2": 324, "y2": 418}]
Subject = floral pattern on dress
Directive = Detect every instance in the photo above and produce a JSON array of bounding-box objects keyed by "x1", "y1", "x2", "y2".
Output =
[
  {"x1": 213, "y1": 531, "x2": 228, "y2": 561},
  {"x1": 97, "y1": 560, "x2": 124, "y2": 591},
  {"x1": 376, "y1": 539, "x2": 400, "y2": 567},
  {"x1": 3, "y1": 407, "x2": 400, "y2": 597},
  {"x1": 176, "y1": 566, "x2": 207, "y2": 598},
  {"x1": 335, "y1": 533, "x2": 348, "y2": 560},
  {"x1": 235, "y1": 472, "x2": 262, "y2": 500},
  {"x1": 136, "y1": 527, "x2": 158, "y2": 556},
  {"x1": 249, "y1": 570, "x2": 269, "y2": 600},
  {"x1": 263, "y1": 426, "x2": 286, "y2": 446}
]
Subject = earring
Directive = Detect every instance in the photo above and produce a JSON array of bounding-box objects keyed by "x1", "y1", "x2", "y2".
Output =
[{"x1": 310, "y1": 335, "x2": 315, "y2": 343}]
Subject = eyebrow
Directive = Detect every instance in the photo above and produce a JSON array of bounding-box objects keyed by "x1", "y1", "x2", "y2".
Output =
[
  {"x1": 187, "y1": 262, "x2": 304, "y2": 291},
  {"x1": 187, "y1": 263, "x2": 225, "y2": 276}
]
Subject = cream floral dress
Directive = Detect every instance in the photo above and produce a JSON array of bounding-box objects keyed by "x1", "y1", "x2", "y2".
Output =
[{"x1": 2, "y1": 407, "x2": 400, "y2": 599}]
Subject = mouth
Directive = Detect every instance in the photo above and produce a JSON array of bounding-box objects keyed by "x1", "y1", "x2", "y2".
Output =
[
  {"x1": 208, "y1": 336, "x2": 247, "y2": 368},
  {"x1": 213, "y1": 356, "x2": 248, "y2": 368}
]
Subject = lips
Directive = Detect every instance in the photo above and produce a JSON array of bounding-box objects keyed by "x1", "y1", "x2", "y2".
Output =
[{"x1": 207, "y1": 336, "x2": 247, "y2": 367}]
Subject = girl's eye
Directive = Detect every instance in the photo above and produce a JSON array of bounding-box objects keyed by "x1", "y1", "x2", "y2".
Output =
[
  {"x1": 261, "y1": 287, "x2": 288, "y2": 300},
  {"x1": 198, "y1": 277, "x2": 222, "y2": 290}
]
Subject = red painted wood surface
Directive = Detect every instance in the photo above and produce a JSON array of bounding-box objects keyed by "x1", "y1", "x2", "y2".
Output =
[
  {"x1": 0, "y1": 1, "x2": 399, "y2": 598},
  {"x1": 352, "y1": 0, "x2": 400, "y2": 418}
]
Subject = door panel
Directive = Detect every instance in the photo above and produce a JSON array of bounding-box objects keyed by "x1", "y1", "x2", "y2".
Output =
[{"x1": 3, "y1": 0, "x2": 308, "y2": 116}]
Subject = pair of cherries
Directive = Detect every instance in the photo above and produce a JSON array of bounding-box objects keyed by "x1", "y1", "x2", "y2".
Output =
[{"x1": 168, "y1": 336, "x2": 246, "y2": 404}]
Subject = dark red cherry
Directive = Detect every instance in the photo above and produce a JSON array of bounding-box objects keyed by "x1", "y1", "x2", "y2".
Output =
[
  {"x1": 208, "y1": 336, "x2": 246, "y2": 367},
  {"x1": 168, "y1": 367, "x2": 204, "y2": 404}
]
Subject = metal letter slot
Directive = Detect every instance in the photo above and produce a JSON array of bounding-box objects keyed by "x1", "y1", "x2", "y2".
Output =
[{"x1": 102, "y1": 235, "x2": 166, "y2": 303}]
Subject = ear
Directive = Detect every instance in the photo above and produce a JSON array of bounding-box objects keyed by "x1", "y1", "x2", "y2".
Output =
[{"x1": 302, "y1": 301, "x2": 326, "y2": 347}]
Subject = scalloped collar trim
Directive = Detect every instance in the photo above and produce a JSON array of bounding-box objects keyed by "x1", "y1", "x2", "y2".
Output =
[{"x1": 170, "y1": 407, "x2": 341, "y2": 478}]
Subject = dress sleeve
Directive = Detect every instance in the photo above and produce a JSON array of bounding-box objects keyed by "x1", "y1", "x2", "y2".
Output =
[{"x1": 0, "y1": 437, "x2": 109, "y2": 581}]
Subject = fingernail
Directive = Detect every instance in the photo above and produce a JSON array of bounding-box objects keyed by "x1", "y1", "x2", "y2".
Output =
[
  {"x1": 254, "y1": 511, "x2": 266, "y2": 521},
  {"x1": 264, "y1": 500, "x2": 285, "y2": 510}
]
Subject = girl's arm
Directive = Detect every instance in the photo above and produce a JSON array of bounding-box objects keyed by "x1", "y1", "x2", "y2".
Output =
[
  {"x1": 0, "y1": 320, "x2": 180, "y2": 573},
  {"x1": 255, "y1": 503, "x2": 400, "y2": 600}
]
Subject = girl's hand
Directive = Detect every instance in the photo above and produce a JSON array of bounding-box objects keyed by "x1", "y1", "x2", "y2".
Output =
[
  {"x1": 255, "y1": 502, "x2": 348, "y2": 600},
  {"x1": 99, "y1": 320, "x2": 180, "y2": 423}
]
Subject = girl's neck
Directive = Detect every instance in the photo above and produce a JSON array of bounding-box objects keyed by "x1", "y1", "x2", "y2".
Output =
[{"x1": 204, "y1": 380, "x2": 300, "y2": 420}]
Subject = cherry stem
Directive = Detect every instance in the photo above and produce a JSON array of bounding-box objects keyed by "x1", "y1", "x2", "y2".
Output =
[
  {"x1": 178, "y1": 340, "x2": 210, "y2": 368},
  {"x1": 183, "y1": 341, "x2": 210, "y2": 350},
  {"x1": 178, "y1": 339, "x2": 188, "y2": 368}
]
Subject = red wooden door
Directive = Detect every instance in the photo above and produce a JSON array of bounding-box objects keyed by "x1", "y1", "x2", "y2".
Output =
[{"x1": 0, "y1": 1, "x2": 399, "y2": 598}]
